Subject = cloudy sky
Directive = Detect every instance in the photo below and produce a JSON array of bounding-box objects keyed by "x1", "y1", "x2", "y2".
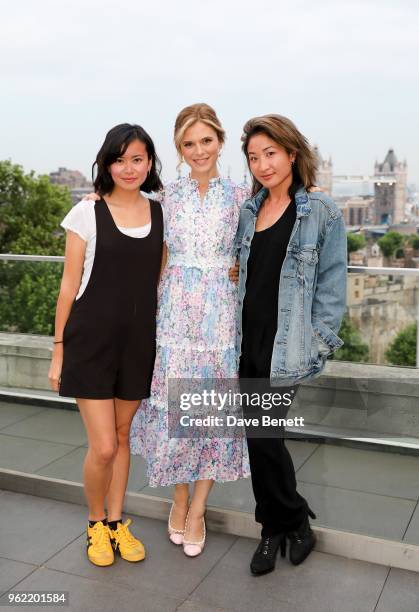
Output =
[{"x1": 2, "y1": 0, "x2": 419, "y2": 184}]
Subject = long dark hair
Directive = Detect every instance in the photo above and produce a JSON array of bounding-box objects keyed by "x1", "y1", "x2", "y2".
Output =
[
  {"x1": 241, "y1": 114, "x2": 317, "y2": 198},
  {"x1": 92, "y1": 123, "x2": 163, "y2": 195}
]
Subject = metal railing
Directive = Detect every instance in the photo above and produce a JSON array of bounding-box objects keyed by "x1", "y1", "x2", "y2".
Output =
[
  {"x1": 0, "y1": 254, "x2": 64, "y2": 262},
  {"x1": 348, "y1": 265, "x2": 419, "y2": 276},
  {"x1": 1, "y1": 255, "x2": 419, "y2": 271}
]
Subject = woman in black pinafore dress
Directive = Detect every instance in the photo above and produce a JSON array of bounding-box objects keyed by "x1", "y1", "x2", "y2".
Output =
[{"x1": 48, "y1": 124, "x2": 163, "y2": 567}]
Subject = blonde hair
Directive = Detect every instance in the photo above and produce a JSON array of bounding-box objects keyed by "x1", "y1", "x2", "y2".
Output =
[
  {"x1": 241, "y1": 114, "x2": 318, "y2": 196},
  {"x1": 174, "y1": 103, "x2": 226, "y2": 166}
]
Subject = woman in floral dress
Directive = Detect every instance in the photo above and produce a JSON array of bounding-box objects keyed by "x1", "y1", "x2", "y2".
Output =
[{"x1": 130, "y1": 103, "x2": 250, "y2": 556}]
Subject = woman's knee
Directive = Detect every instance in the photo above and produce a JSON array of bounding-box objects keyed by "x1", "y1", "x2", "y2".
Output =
[
  {"x1": 116, "y1": 425, "x2": 131, "y2": 448},
  {"x1": 89, "y1": 441, "x2": 118, "y2": 464}
]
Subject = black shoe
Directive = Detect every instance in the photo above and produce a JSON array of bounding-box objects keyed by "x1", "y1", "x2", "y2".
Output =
[
  {"x1": 250, "y1": 533, "x2": 286, "y2": 576},
  {"x1": 285, "y1": 508, "x2": 316, "y2": 566}
]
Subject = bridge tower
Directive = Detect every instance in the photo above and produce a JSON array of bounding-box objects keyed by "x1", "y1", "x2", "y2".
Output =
[
  {"x1": 373, "y1": 149, "x2": 407, "y2": 225},
  {"x1": 313, "y1": 146, "x2": 333, "y2": 194}
]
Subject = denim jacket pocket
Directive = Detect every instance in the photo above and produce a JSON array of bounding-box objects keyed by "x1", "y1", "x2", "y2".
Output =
[
  {"x1": 291, "y1": 246, "x2": 319, "y2": 293},
  {"x1": 292, "y1": 245, "x2": 319, "y2": 265},
  {"x1": 312, "y1": 317, "x2": 344, "y2": 357}
]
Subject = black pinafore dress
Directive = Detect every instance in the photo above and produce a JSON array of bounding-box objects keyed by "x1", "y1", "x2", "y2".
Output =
[{"x1": 59, "y1": 198, "x2": 163, "y2": 401}]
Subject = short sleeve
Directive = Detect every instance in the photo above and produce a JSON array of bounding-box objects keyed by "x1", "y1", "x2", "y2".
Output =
[
  {"x1": 147, "y1": 188, "x2": 164, "y2": 204},
  {"x1": 146, "y1": 188, "x2": 167, "y2": 242},
  {"x1": 61, "y1": 200, "x2": 96, "y2": 242}
]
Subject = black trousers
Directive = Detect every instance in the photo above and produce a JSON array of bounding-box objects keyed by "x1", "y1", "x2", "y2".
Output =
[{"x1": 239, "y1": 351, "x2": 309, "y2": 537}]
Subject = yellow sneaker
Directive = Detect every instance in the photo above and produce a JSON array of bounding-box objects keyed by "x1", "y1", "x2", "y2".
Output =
[
  {"x1": 109, "y1": 519, "x2": 145, "y2": 562},
  {"x1": 86, "y1": 521, "x2": 114, "y2": 567}
]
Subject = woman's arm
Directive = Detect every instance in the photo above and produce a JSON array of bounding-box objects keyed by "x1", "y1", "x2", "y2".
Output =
[
  {"x1": 159, "y1": 241, "x2": 168, "y2": 283},
  {"x1": 311, "y1": 213, "x2": 347, "y2": 347},
  {"x1": 48, "y1": 231, "x2": 86, "y2": 391},
  {"x1": 229, "y1": 202, "x2": 248, "y2": 284}
]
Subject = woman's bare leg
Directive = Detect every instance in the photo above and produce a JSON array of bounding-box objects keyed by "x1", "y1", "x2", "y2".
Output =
[
  {"x1": 185, "y1": 479, "x2": 214, "y2": 540},
  {"x1": 170, "y1": 483, "x2": 190, "y2": 530},
  {"x1": 106, "y1": 398, "x2": 141, "y2": 522},
  {"x1": 77, "y1": 398, "x2": 117, "y2": 522}
]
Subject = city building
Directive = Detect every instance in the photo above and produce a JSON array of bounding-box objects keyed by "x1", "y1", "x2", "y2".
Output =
[
  {"x1": 49, "y1": 167, "x2": 93, "y2": 204},
  {"x1": 49, "y1": 167, "x2": 91, "y2": 189},
  {"x1": 347, "y1": 272, "x2": 417, "y2": 363},
  {"x1": 347, "y1": 273, "x2": 364, "y2": 305},
  {"x1": 367, "y1": 243, "x2": 384, "y2": 267},
  {"x1": 373, "y1": 149, "x2": 408, "y2": 225},
  {"x1": 388, "y1": 222, "x2": 417, "y2": 236},
  {"x1": 313, "y1": 145, "x2": 333, "y2": 194},
  {"x1": 338, "y1": 196, "x2": 374, "y2": 227}
]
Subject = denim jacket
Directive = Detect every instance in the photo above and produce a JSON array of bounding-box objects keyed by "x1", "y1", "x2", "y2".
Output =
[{"x1": 234, "y1": 185, "x2": 347, "y2": 386}]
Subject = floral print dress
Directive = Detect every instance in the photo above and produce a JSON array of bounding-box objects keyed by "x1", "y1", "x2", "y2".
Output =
[{"x1": 130, "y1": 176, "x2": 251, "y2": 486}]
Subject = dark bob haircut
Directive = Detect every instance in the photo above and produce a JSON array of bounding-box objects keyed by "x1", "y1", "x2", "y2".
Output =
[{"x1": 92, "y1": 123, "x2": 163, "y2": 196}]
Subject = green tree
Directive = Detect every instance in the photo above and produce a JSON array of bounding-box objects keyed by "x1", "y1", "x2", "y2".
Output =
[
  {"x1": 331, "y1": 314, "x2": 369, "y2": 362},
  {"x1": 408, "y1": 234, "x2": 419, "y2": 250},
  {"x1": 0, "y1": 160, "x2": 72, "y2": 334},
  {"x1": 0, "y1": 160, "x2": 71, "y2": 254},
  {"x1": 385, "y1": 323, "x2": 417, "y2": 367},
  {"x1": 377, "y1": 231, "x2": 404, "y2": 258},
  {"x1": 347, "y1": 233, "x2": 366, "y2": 256}
]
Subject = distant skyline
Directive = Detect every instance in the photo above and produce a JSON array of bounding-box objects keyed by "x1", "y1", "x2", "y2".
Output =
[{"x1": 2, "y1": 0, "x2": 419, "y2": 183}]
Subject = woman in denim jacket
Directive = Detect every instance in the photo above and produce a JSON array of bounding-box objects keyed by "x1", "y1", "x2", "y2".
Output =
[{"x1": 232, "y1": 114, "x2": 347, "y2": 576}]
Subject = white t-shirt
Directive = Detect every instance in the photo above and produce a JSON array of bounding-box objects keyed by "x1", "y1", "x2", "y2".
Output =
[{"x1": 61, "y1": 199, "x2": 156, "y2": 300}]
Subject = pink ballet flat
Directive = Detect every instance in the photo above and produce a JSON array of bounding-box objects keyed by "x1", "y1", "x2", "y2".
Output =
[
  {"x1": 183, "y1": 512, "x2": 206, "y2": 557},
  {"x1": 168, "y1": 503, "x2": 187, "y2": 545}
]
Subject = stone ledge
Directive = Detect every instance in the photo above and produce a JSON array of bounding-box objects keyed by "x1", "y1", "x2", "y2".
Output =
[
  {"x1": 1, "y1": 332, "x2": 418, "y2": 391},
  {"x1": 1, "y1": 334, "x2": 418, "y2": 438}
]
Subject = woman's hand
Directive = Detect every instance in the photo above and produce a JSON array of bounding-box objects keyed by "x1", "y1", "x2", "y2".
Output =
[
  {"x1": 229, "y1": 260, "x2": 240, "y2": 284},
  {"x1": 82, "y1": 192, "x2": 100, "y2": 201},
  {"x1": 48, "y1": 345, "x2": 64, "y2": 392}
]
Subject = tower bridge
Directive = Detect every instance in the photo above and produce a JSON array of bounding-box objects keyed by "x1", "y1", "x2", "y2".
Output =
[{"x1": 333, "y1": 175, "x2": 397, "y2": 184}]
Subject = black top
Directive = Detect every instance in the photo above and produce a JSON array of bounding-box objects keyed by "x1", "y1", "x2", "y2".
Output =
[{"x1": 240, "y1": 198, "x2": 296, "y2": 377}]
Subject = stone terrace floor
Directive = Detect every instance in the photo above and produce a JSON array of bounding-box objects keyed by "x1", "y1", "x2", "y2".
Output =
[
  {"x1": 1, "y1": 400, "x2": 419, "y2": 545},
  {"x1": 1, "y1": 490, "x2": 419, "y2": 612}
]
